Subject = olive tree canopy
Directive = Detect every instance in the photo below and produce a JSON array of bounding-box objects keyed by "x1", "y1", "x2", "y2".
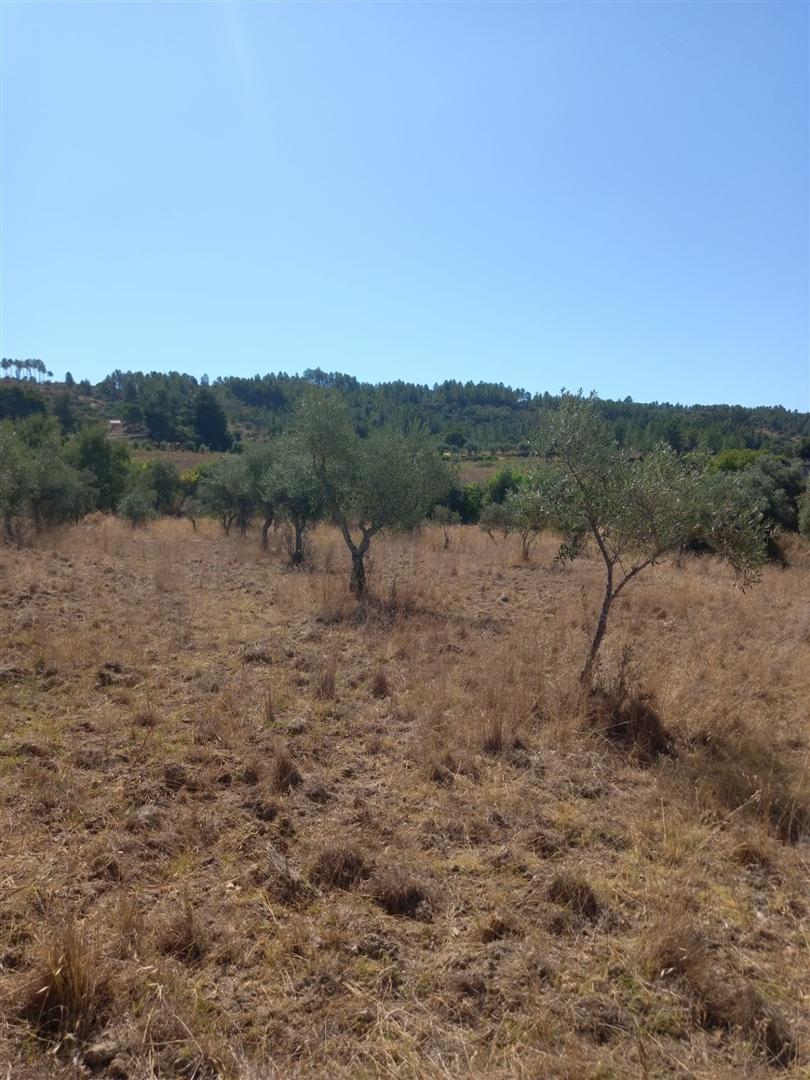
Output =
[
  {"x1": 480, "y1": 469, "x2": 569, "y2": 560},
  {"x1": 295, "y1": 392, "x2": 451, "y2": 596},
  {"x1": 259, "y1": 436, "x2": 325, "y2": 564},
  {"x1": 196, "y1": 456, "x2": 255, "y2": 535},
  {"x1": 540, "y1": 394, "x2": 767, "y2": 687}
]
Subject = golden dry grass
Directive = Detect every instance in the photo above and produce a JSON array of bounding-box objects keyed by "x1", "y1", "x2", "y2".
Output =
[{"x1": 0, "y1": 517, "x2": 808, "y2": 1078}]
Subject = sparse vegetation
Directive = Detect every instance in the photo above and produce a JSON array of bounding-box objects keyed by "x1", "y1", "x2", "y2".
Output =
[{"x1": 0, "y1": 386, "x2": 808, "y2": 1079}]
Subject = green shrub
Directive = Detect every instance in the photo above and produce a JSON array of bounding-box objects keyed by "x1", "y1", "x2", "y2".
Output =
[
  {"x1": 798, "y1": 491, "x2": 810, "y2": 540},
  {"x1": 118, "y1": 489, "x2": 157, "y2": 528}
]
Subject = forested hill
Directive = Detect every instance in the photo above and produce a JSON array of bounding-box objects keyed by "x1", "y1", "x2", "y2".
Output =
[{"x1": 3, "y1": 365, "x2": 810, "y2": 456}]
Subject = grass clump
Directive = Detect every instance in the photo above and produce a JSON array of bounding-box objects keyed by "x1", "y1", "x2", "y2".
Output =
[
  {"x1": 586, "y1": 653, "x2": 672, "y2": 762},
  {"x1": 684, "y1": 726, "x2": 809, "y2": 843},
  {"x1": 646, "y1": 920, "x2": 799, "y2": 1068},
  {"x1": 19, "y1": 921, "x2": 111, "y2": 1043},
  {"x1": 269, "y1": 744, "x2": 303, "y2": 793},
  {"x1": 546, "y1": 872, "x2": 602, "y2": 922},
  {"x1": 370, "y1": 668, "x2": 390, "y2": 699},
  {"x1": 310, "y1": 846, "x2": 370, "y2": 890},
  {"x1": 371, "y1": 866, "x2": 432, "y2": 918},
  {"x1": 156, "y1": 896, "x2": 207, "y2": 962}
]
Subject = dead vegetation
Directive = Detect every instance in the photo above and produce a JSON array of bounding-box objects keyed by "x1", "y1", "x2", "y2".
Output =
[
  {"x1": 646, "y1": 914, "x2": 799, "y2": 1068},
  {"x1": 17, "y1": 921, "x2": 111, "y2": 1044},
  {"x1": 0, "y1": 516, "x2": 807, "y2": 1078},
  {"x1": 310, "y1": 846, "x2": 371, "y2": 890}
]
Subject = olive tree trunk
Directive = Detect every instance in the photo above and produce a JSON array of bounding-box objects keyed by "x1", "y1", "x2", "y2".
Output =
[
  {"x1": 579, "y1": 568, "x2": 613, "y2": 688},
  {"x1": 261, "y1": 514, "x2": 273, "y2": 549},
  {"x1": 340, "y1": 520, "x2": 374, "y2": 600},
  {"x1": 292, "y1": 522, "x2": 305, "y2": 565}
]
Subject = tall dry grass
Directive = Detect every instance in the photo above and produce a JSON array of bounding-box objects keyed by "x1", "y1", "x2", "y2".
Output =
[{"x1": 0, "y1": 515, "x2": 807, "y2": 1078}]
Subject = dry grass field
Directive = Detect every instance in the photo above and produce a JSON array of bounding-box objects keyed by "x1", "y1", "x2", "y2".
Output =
[
  {"x1": 1, "y1": 519, "x2": 808, "y2": 1079},
  {"x1": 130, "y1": 450, "x2": 227, "y2": 475},
  {"x1": 458, "y1": 457, "x2": 527, "y2": 486}
]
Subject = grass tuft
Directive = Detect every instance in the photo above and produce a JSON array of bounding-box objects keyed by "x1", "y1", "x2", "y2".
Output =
[
  {"x1": 371, "y1": 866, "x2": 432, "y2": 918},
  {"x1": 310, "y1": 846, "x2": 371, "y2": 889},
  {"x1": 269, "y1": 744, "x2": 303, "y2": 793},
  {"x1": 19, "y1": 921, "x2": 110, "y2": 1043}
]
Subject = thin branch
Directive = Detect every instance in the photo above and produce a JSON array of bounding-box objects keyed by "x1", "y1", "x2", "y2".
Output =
[{"x1": 613, "y1": 556, "x2": 657, "y2": 599}]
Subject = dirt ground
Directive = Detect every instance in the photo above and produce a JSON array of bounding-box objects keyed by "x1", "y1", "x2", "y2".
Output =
[{"x1": 1, "y1": 518, "x2": 808, "y2": 1078}]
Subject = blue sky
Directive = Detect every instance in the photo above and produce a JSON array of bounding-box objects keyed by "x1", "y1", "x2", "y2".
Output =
[{"x1": 1, "y1": 1, "x2": 808, "y2": 409}]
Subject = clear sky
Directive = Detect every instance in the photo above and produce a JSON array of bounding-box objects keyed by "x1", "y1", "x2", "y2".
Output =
[{"x1": 1, "y1": 1, "x2": 808, "y2": 409}]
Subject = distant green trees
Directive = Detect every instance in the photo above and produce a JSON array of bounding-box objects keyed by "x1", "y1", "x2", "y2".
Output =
[
  {"x1": 96, "y1": 372, "x2": 232, "y2": 450},
  {"x1": 194, "y1": 388, "x2": 232, "y2": 451},
  {"x1": 52, "y1": 392, "x2": 77, "y2": 435},
  {"x1": 0, "y1": 382, "x2": 47, "y2": 421},
  {"x1": 86, "y1": 366, "x2": 810, "y2": 457},
  {"x1": 1, "y1": 358, "x2": 51, "y2": 382}
]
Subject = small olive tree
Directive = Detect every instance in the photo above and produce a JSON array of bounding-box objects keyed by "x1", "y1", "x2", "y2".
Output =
[
  {"x1": 479, "y1": 471, "x2": 566, "y2": 560},
  {"x1": 117, "y1": 488, "x2": 158, "y2": 528},
  {"x1": 295, "y1": 392, "x2": 451, "y2": 597},
  {"x1": 541, "y1": 394, "x2": 767, "y2": 688},
  {"x1": 243, "y1": 445, "x2": 275, "y2": 548},
  {"x1": 799, "y1": 490, "x2": 810, "y2": 540},
  {"x1": 28, "y1": 453, "x2": 96, "y2": 530},
  {"x1": 196, "y1": 456, "x2": 255, "y2": 535},
  {"x1": 261, "y1": 437, "x2": 324, "y2": 565},
  {"x1": 431, "y1": 504, "x2": 461, "y2": 548}
]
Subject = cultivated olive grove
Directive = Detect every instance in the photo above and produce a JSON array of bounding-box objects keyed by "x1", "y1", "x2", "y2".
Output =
[{"x1": 0, "y1": 390, "x2": 790, "y2": 669}]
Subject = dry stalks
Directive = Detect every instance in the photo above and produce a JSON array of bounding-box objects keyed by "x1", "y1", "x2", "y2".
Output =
[{"x1": 1, "y1": 516, "x2": 807, "y2": 1078}]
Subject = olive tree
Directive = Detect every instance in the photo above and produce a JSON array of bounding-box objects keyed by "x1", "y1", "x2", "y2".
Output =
[
  {"x1": 0, "y1": 423, "x2": 34, "y2": 541},
  {"x1": 261, "y1": 437, "x2": 324, "y2": 564},
  {"x1": 0, "y1": 422, "x2": 96, "y2": 540},
  {"x1": 542, "y1": 394, "x2": 767, "y2": 688},
  {"x1": 799, "y1": 489, "x2": 810, "y2": 540},
  {"x1": 65, "y1": 425, "x2": 130, "y2": 511},
  {"x1": 242, "y1": 445, "x2": 275, "y2": 548},
  {"x1": 430, "y1": 504, "x2": 461, "y2": 548},
  {"x1": 117, "y1": 488, "x2": 158, "y2": 528},
  {"x1": 28, "y1": 453, "x2": 95, "y2": 530},
  {"x1": 196, "y1": 456, "x2": 255, "y2": 535},
  {"x1": 295, "y1": 392, "x2": 451, "y2": 597},
  {"x1": 479, "y1": 471, "x2": 566, "y2": 560}
]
